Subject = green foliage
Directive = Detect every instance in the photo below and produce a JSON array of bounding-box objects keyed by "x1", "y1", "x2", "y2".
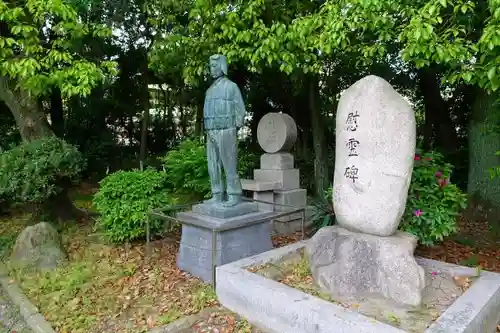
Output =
[
  {"x1": 311, "y1": 187, "x2": 335, "y2": 229},
  {"x1": 152, "y1": 0, "x2": 500, "y2": 95},
  {"x1": 0, "y1": 0, "x2": 117, "y2": 97},
  {"x1": 400, "y1": 151, "x2": 468, "y2": 245},
  {"x1": 0, "y1": 137, "x2": 84, "y2": 205},
  {"x1": 161, "y1": 138, "x2": 210, "y2": 199},
  {"x1": 161, "y1": 138, "x2": 257, "y2": 200},
  {"x1": 93, "y1": 169, "x2": 174, "y2": 244},
  {"x1": 488, "y1": 150, "x2": 500, "y2": 179}
]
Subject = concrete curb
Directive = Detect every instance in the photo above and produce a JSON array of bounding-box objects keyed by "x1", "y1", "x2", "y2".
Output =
[
  {"x1": 0, "y1": 264, "x2": 56, "y2": 333},
  {"x1": 216, "y1": 241, "x2": 500, "y2": 333}
]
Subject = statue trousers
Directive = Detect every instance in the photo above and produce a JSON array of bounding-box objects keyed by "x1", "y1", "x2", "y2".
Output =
[{"x1": 206, "y1": 127, "x2": 242, "y2": 196}]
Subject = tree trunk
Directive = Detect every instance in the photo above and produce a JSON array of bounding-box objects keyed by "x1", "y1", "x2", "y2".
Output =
[
  {"x1": 418, "y1": 67, "x2": 457, "y2": 153},
  {"x1": 467, "y1": 88, "x2": 500, "y2": 208},
  {"x1": 139, "y1": 76, "x2": 150, "y2": 170},
  {"x1": 309, "y1": 75, "x2": 329, "y2": 199},
  {"x1": 0, "y1": 76, "x2": 53, "y2": 142},
  {"x1": 194, "y1": 95, "x2": 204, "y2": 137},
  {"x1": 50, "y1": 88, "x2": 64, "y2": 137}
]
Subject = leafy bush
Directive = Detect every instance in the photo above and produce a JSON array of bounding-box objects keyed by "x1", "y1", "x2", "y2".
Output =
[
  {"x1": 161, "y1": 138, "x2": 210, "y2": 199},
  {"x1": 315, "y1": 152, "x2": 466, "y2": 246},
  {"x1": 162, "y1": 138, "x2": 258, "y2": 200},
  {"x1": 400, "y1": 151, "x2": 468, "y2": 245},
  {"x1": 0, "y1": 137, "x2": 84, "y2": 205},
  {"x1": 93, "y1": 169, "x2": 174, "y2": 243},
  {"x1": 311, "y1": 187, "x2": 335, "y2": 229}
]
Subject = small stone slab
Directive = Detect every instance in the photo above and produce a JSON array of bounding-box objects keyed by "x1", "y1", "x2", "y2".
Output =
[
  {"x1": 192, "y1": 202, "x2": 258, "y2": 219},
  {"x1": 240, "y1": 179, "x2": 279, "y2": 192}
]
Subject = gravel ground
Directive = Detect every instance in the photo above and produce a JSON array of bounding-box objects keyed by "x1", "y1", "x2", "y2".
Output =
[{"x1": 0, "y1": 288, "x2": 32, "y2": 333}]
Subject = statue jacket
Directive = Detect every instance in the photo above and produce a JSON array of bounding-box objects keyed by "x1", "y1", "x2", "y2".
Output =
[{"x1": 204, "y1": 76, "x2": 246, "y2": 130}]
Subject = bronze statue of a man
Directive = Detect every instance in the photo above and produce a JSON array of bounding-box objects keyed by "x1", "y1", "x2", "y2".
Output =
[{"x1": 203, "y1": 54, "x2": 246, "y2": 207}]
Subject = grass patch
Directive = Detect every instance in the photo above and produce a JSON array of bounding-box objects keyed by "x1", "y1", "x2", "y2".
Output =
[
  {"x1": 0, "y1": 213, "x2": 31, "y2": 259},
  {"x1": 251, "y1": 251, "x2": 332, "y2": 302},
  {"x1": 7, "y1": 217, "x2": 217, "y2": 333},
  {"x1": 452, "y1": 235, "x2": 477, "y2": 247},
  {"x1": 460, "y1": 254, "x2": 480, "y2": 267}
]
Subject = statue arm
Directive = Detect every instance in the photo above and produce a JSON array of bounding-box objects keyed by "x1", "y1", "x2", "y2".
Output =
[{"x1": 233, "y1": 84, "x2": 246, "y2": 128}]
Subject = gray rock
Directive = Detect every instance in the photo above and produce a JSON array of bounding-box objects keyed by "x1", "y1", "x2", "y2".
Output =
[
  {"x1": 306, "y1": 226, "x2": 425, "y2": 307},
  {"x1": 11, "y1": 222, "x2": 67, "y2": 271},
  {"x1": 333, "y1": 75, "x2": 416, "y2": 236}
]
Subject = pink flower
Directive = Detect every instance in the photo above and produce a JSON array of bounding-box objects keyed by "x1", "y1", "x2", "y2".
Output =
[
  {"x1": 413, "y1": 209, "x2": 422, "y2": 217},
  {"x1": 438, "y1": 178, "x2": 449, "y2": 187},
  {"x1": 414, "y1": 155, "x2": 421, "y2": 161},
  {"x1": 435, "y1": 171, "x2": 442, "y2": 178},
  {"x1": 431, "y1": 271, "x2": 438, "y2": 276}
]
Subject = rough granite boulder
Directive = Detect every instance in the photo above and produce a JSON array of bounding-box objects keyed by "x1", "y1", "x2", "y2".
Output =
[
  {"x1": 306, "y1": 226, "x2": 426, "y2": 307},
  {"x1": 11, "y1": 222, "x2": 67, "y2": 271},
  {"x1": 333, "y1": 75, "x2": 416, "y2": 236}
]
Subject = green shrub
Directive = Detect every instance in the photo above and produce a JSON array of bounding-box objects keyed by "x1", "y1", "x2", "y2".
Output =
[
  {"x1": 161, "y1": 138, "x2": 258, "y2": 200},
  {"x1": 400, "y1": 151, "x2": 467, "y2": 245},
  {"x1": 0, "y1": 137, "x2": 84, "y2": 205},
  {"x1": 93, "y1": 169, "x2": 174, "y2": 243},
  {"x1": 317, "y1": 152, "x2": 466, "y2": 246},
  {"x1": 311, "y1": 187, "x2": 335, "y2": 229},
  {"x1": 161, "y1": 138, "x2": 210, "y2": 200}
]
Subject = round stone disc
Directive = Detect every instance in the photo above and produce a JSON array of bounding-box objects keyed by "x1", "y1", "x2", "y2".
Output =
[{"x1": 257, "y1": 113, "x2": 297, "y2": 153}]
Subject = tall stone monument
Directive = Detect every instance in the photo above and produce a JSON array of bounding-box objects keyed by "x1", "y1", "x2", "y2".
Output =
[
  {"x1": 176, "y1": 54, "x2": 274, "y2": 283},
  {"x1": 306, "y1": 75, "x2": 426, "y2": 307}
]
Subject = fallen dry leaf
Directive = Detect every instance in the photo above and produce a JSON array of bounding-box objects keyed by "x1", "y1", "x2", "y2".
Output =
[
  {"x1": 146, "y1": 316, "x2": 155, "y2": 328},
  {"x1": 453, "y1": 276, "x2": 472, "y2": 290}
]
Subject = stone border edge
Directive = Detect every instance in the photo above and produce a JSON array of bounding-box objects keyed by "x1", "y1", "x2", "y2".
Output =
[
  {"x1": 0, "y1": 264, "x2": 56, "y2": 333},
  {"x1": 216, "y1": 241, "x2": 500, "y2": 333}
]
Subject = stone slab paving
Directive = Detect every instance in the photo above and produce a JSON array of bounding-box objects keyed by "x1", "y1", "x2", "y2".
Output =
[{"x1": 0, "y1": 288, "x2": 32, "y2": 333}]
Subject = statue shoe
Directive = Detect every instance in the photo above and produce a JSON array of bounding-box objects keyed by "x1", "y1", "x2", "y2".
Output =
[
  {"x1": 222, "y1": 195, "x2": 241, "y2": 207},
  {"x1": 204, "y1": 193, "x2": 222, "y2": 204}
]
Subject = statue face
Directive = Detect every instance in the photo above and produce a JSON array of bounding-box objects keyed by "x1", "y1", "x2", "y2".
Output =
[{"x1": 209, "y1": 59, "x2": 223, "y2": 79}]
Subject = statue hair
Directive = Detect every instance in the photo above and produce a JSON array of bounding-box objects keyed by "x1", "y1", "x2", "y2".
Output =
[{"x1": 209, "y1": 54, "x2": 228, "y2": 75}]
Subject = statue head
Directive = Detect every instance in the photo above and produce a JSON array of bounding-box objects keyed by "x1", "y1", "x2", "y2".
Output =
[{"x1": 209, "y1": 54, "x2": 227, "y2": 79}]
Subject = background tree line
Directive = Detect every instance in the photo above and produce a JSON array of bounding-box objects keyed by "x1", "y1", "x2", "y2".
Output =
[{"x1": 1, "y1": 0, "x2": 500, "y2": 217}]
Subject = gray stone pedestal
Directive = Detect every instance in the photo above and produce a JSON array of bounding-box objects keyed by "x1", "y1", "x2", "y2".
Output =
[
  {"x1": 306, "y1": 226, "x2": 426, "y2": 307},
  {"x1": 176, "y1": 208, "x2": 275, "y2": 284}
]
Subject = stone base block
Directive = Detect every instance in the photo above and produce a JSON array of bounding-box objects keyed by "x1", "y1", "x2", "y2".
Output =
[
  {"x1": 176, "y1": 211, "x2": 274, "y2": 283},
  {"x1": 254, "y1": 169, "x2": 299, "y2": 190},
  {"x1": 260, "y1": 153, "x2": 294, "y2": 170},
  {"x1": 192, "y1": 201, "x2": 258, "y2": 219},
  {"x1": 274, "y1": 189, "x2": 306, "y2": 207},
  {"x1": 306, "y1": 226, "x2": 426, "y2": 307},
  {"x1": 271, "y1": 217, "x2": 313, "y2": 236},
  {"x1": 253, "y1": 191, "x2": 274, "y2": 211},
  {"x1": 241, "y1": 179, "x2": 279, "y2": 191},
  {"x1": 273, "y1": 205, "x2": 313, "y2": 223}
]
